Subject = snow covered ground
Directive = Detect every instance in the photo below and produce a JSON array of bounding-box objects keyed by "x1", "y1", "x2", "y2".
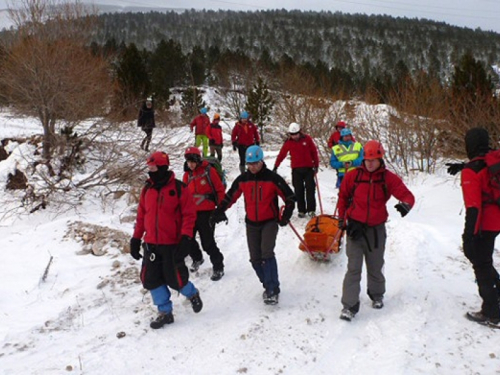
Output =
[{"x1": 0, "y1": 109, "x2": 499, "y2": 375}]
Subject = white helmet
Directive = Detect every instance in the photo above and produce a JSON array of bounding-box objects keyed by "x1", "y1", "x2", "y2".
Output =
[{"x1": 289, "y1": 122, "x2": 301, "y2": 134}]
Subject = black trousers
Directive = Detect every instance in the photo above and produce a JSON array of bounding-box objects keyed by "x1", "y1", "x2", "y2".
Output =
[
  {"x1": 140, "y1": 127, "x2": 153, "y2": 151},
  {"x1": 292, "y1": 167, "x2": 316, "y2": 213},
  {"x1": 189, "y1": 210, "x2": 225, "y2": 271},
  {"x1": 140, "y1": 243, "x2": 189, "y2": 291},
  {"x1": 464, "y1": 230, "x2": 500, "y2": 318}
]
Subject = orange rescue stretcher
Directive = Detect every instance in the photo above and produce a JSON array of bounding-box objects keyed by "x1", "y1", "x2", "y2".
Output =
[{"x1": 297, "y1": 214, "x2": 344, "y2": 261}]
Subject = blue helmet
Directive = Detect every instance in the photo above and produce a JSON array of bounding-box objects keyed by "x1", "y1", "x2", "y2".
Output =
[
  {"x1": 240, "y1": 111, "x2": 249, "y2": 119},
  {"x1": 200, "y1": 107, "x2": 208, "y2": 114},
  {"x1": 246, "y1": 145, "x2": 264, "y2": 163},
  {"x1": 340, "y1": 128, "x2": 352, "y2": 137}
]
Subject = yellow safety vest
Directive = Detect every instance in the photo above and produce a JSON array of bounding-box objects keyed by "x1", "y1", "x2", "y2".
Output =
[{"x1": 332, "y1": 142, "x2": 362, "y2": 173}]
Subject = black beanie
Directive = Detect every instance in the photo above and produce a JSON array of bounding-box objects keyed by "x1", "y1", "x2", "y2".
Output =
[{"x1": 465, "y1": 127, "x2": 489, "y2": 159}]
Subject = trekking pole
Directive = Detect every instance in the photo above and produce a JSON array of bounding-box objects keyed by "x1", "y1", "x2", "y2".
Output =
[
  {"x1": 315, "y1": 173, "x2": 324, "y2": 215},
  {"x1": 280, "y1": 206, "x2": 315, "y2": 259}
]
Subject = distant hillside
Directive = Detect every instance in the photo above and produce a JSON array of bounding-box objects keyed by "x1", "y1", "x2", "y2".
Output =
[{"x1": 93, "y1": 9, "x2": 500, "y2": 81}]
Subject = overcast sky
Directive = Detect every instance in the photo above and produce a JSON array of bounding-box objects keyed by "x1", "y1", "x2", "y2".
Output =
[{"x1": 2, "y1": 0, "x2": 500, "y2": 33}]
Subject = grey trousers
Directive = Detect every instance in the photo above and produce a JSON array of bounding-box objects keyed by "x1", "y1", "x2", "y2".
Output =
[
  {"x1": 341, "y1": 223, "x2": 387, "y2": 311},
  {"x1": 246, "y1": 221, "x2": 279, "y2": 262}
]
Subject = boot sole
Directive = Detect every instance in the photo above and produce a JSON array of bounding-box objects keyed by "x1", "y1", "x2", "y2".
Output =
[{"x1": 465, "y1": 312, "x2": 500, "y2": 329}]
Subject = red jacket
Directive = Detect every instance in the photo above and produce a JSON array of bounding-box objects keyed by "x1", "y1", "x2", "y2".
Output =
[
  {"x1": 190, "y1": 114, "x2": 210, "y2": 136},
  {"x1": 133, "y1": 173, "x2": 197, "y2": 244},
  {"x1": 207, "y1": 121, "x2": 223, "y2": 146},
  {"x1": 461, "y1": 157, "x2": 500, "y2": 233},
  {"x1": 183, "y1": 160, "x2": 225, "y2": 212},
  {"x1": 338, "y1": 165, "x2": 415, "y2": 226},
  {"x1": 221, "y1": 165, "x2": 295, "y2": 224},
  {"x1": 275, "y1": 133, "x2": 319, "y2": 169},
  {"x1": 231, "y1": 121, "x2": 260, "y2": 147}
]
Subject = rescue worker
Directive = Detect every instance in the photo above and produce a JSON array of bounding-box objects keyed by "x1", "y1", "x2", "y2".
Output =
[
  {"x1": 207, "y1": 113, "x2": 224, "y2": 161},
  {"x1": 190, "y1": 107, "x2": 210, "y2": 157},
  {"x1": 327, "y1": 120, "x2": 348, "y2": 149},
  {"x1": 209, "y1": 146, "x2": 296, "y2": 305},
  {"x1": 130, "y1": 151, "x2": 203, "y2": 329},
  {"x1": 231, "y1": 111, "x2": 260, "y2": 174},
  {"x1": 273, "y1": 122, "x2": 319, "y2": 218},
  {"x1": 460, "y1": 127, "x2": 500, "y2": 328},
  {"x1": 337, "y1": 140, "x2": 415, "y2": 321},
  {"x1": 330, "y1": 128, "x2": 364, "y2": 188},
  {"x1": 183, "y1": 147, "x2": 226, "y2": 281}
]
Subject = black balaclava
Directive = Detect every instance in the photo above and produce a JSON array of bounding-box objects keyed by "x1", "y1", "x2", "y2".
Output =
[
  {"x1": 148, "y1": 165, "x2": 171, "y2": 188},
  {"x1": 465, "y1": 127, "x2": 489, "y2": 160}
]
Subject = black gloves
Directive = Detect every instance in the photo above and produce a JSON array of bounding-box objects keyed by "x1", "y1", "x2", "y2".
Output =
[
  {"x1": 312, "y1": 167, "x2": 318, "y2": 174},
  {"x1": 210, "y1": 208, "x2": 228, "y2": 227},
  {"x1": 255, "y1": 141, "x2": 260, "y2": 146},
  {"x1": 232, "y1": 142, "x2": 238, "y2": 151},
  {"x1": 272, "y1": 166, "x2": 278, "y2": 173},
  {"x1": 337, "y1": 219, "x2": 345, "y2": 230},
  {"x1": 395, "y1": 202, "x2": 411, "y2": 217},
  {"x1": 130, "y1": 237, "x2": 142, "y2": 260},
  {"x1": 178, "y1": 235, "x2": 193, "y2": 257},
  {"x1": 278, "y1": 205, "x2": 293, "y2": 227},
  {"x1": 209, "y1": 139, "x2": 215, "y2": 146},
  {"x1": 445, "y1": 162, "x2": 465, "y2": 176},
  {"x1": 346, "y1": 220, "x2": 364, "y2": 240}
]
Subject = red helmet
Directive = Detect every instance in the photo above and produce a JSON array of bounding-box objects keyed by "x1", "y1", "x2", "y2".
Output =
[
  {"x1": 147, "y1": 151, "x2": 169, "y2": 167},
  {"x1": 363, "y1": 140, "x2": 385, "y2": 160},
  {"x1": 185, "y1": 146, "x2": 202, "y2": 163},
  {"x1": 336, "y1": 121, "x2": 346, "y2": 129}
]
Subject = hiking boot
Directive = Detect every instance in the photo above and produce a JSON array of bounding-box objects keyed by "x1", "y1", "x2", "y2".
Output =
[
  {"x1": 189, "y1": 293, "x2": 203, "y2": 313},
  {"x1": 298, "y1": 212, "x2": 306, "y2": 218},
  {"x1": 150, "y1": 312, "x2": 174, "y2": 329},
  {"x1": 372, "y1": 299, "x2": 384, "y2": 309},
  {"x1": 340, "y1": 308, "x2": 356, "y2": 321},
  {"x1": 263, "y1": 290, "x2": 279, "y2": 305},
  {"x1": 308, "y1": 211, "x2": 316, "y2": 218},
  {"x1": 190, "y1": 258, "x2": 205, "y2": 272},
  {"x1": 210, "y1": 268, "x2": 224, "y2": 281},
  {"x1": 466, "y1": 311, "x2": 500, "y2": 328}
]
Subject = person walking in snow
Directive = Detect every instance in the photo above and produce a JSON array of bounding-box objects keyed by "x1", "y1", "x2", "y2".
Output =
[
  {"x1": 273, "y1": 122, "x2": 319, "y2": 218},
  {"x1": 460, "y1": 127, "x2": 500, "y2": 328},
  {"x1": 330, "y1": 128, "x2": 364, "y2": 189},
  {"x1": 207, "y1": 113, "x2": 224, "y2": 161},
  {"x1": 337, "y1": 140, "x2": 415, "y2": 322},
  {"x1": 190, "y1": 107, "x2": 210, "y2": 157},
  {"x1": 137, "y1": 98, "x2": 155, "y2": 152},
  {"x1": 209, "y1": 145, "x2": 296, "y2": 305},
  {"x1": 130, "y1": 151, "x2": 203, "y2": 329},
  {"x1": 183, "y1": 147, "x2": 226, "y2": 281},
  {"x1": 231, "y1": 111, "x2": 260, "y2": 174}
]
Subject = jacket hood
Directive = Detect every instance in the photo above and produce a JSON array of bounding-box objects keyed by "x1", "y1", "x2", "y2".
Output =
[{"x1": 465, "y1": 127, "x2": 489, "y2": 159}]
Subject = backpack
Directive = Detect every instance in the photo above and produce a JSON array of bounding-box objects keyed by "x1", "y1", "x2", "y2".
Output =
[
  {"x1": 484, "y1": 149, "x2": 500, "y2": 206},
  {"x1": 203, "y1": 157, "x2": 227, "y2": 188}
]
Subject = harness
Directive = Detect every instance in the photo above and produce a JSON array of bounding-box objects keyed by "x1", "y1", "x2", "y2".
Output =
[{"x1": 187, "y1": 165, "x2": 219, "y2": 205}]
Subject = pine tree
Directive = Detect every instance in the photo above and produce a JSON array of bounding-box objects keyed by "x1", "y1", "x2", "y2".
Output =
[
  {"x1": 245, "y1": 77, "x2": 275, "y2": 143},
  {"x1": 181, "y1": 87, "x2": 206, "y2": 122}
]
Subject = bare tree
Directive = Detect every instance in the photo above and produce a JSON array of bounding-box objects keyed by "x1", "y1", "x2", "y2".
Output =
[{"x1": 0, "y1": 0, "x2": 110, "y2": 161}]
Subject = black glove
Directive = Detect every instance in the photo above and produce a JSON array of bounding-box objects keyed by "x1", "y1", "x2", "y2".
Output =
[
  {"x1": 395, "y1": 202, "x2": 411, "y2": 217},
  {"x1": 178, "y1": 235, "x2": 193, "y2": 257},
  {"x1": 272, "y1": 166, "x2": 278, "y2": 173},
  {"x1": 130, "y1": 237, "x2": 142, "y2": 260},
  {"x1": 445, "y1": 162, "x2": 465, "y2": 176},
  {"x1": 462, "y1": 234, "x2": 476, "y2": 255},
  {"x1": 210, "y1": 208, "x2": 228, "y2": 227},
  {"x1": 337, "y1": 219, "x2": 345, "y2": 230},
  {"x1": 232, "y1": 142, "x2": 238, "y2": 151},
  {"x1": 312, "y1": 167, "x2": 318, "y2": 174},
  {"x1": 209, "y1": 139, "x2": 215, "y2": 146},
  {"x1": 346, "y1": 220, "x2": 364, "y2": 240},
  {"x1": 278, "y1": 205, "x2": 293, "y2": 227},
  {"x1": 255, "y1": 141, "x2": 260, "y2": 146}
]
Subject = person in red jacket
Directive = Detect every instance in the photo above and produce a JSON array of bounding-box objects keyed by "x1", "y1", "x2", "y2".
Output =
[
  {"x1": 273, "y1": 122, "x2": 319, "y2": 218},
  {"x1": 183, "y1": 147, "x2": 226, "y2": 281},
  {"x1": 210, "y1": 145, "x2": 296, "y2": 305},
  {"x1": 129, "y1": 151, "x2": 203, "y2": 329},
  {"x1": 327, "y1": 121, "x2": 346, "y2": 149},
  {"x1": 460, "y1": 128, "x2": 500, "y2": 328},
  {"x1": 231, "y1": 111, "x2": 260, "y2": 174},
  {"x1": 190, "y1": 107, "x2": 210, "y2": 157},
  {"x1": 337, "y1": 140, "x2": 415, "y2": 322},
  {"x1": 207, "y1": 113, "x2": 224, "y2": 161}
]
